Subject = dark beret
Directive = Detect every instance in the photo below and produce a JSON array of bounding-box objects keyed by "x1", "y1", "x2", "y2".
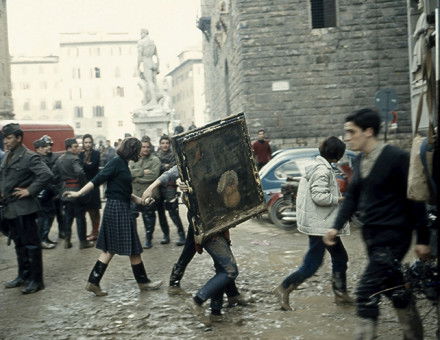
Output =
[{"x1": 2, "y1": 123, "x2": 22, "y2": 137}]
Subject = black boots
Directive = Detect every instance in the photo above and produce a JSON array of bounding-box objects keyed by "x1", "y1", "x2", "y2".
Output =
[
  {"x1": 332, "y1": 272, "x2": 354, "y2": 305},
  {"x1": 176, "y1": 231, "x2": 186, "y2": 246},
  {"x1": 169, "y1": 263, "x2": 186, "y2": 287},
  {"x1": 79, "y1": 240, "x2": 94, "y2": 249},
  {"x1": 86, "y1": 260, "x2": 108, "y2": 296},
  {"x1": 5, "y1": 246, "x2": 29, "y2": 288},
  {"x1": 132, "y1": 262, "x2": 163, "y2": 290},
  {"x1": 21, "y1": 246, "x2": 44, "y2": 294},
  {"x1": 144, "y1": 239, "x2": 153, "y2": 249},
  {"x1": 160, "y1": 234, "x2": 170, "y2": 245}
]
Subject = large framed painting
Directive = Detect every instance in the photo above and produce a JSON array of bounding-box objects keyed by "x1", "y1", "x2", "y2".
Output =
[{"x1": 171, "y1": 113, "x2": 266, "y2": 243}]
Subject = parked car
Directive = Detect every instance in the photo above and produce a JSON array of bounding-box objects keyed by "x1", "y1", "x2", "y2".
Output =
[{"x1": 259, "y1": 148, "x2": 356, "y2": 228}]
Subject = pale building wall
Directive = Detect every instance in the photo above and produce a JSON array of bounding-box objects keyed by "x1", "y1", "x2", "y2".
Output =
[
  {"x1": 59, "y1": 32, "x2": 139, "y2": 144},
  {"x1": 11, "y1": 56, "x2": 64, "y2": 122}
]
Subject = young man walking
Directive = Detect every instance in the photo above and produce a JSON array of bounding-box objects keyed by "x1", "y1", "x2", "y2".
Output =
[{"x1": 324, "y1": 108, "x2": 431, "y2": 340}]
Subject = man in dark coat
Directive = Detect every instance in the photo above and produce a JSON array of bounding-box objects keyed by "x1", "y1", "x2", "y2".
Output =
[
  {"x1": 155, "y1": 135, "x2": 185, "y2": 246},
  {"x1": 33, "y1": 139, "x2": 56, "y2": 249},
  {"x1": 53, "y1": 138, "x2": 93, "y2": 249},
  {"x1": 1, "y1": 123, "x2": 52, "y2": 294},
  {"x1": 40, "y1": 135, "x2": 65, "y2": 240},
  {"x1": 324, "y1": 108, "x2": 431, "y2": 339},
  {"x1": 79, "y1": 134, "x2": 101, "y2": 241}
]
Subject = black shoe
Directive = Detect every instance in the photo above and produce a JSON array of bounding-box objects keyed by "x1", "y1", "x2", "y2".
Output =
[
  {"x1": 169, "y1": 263, "x2": 185, "y2": 287},
  {"x1": 58, "y1": 232, "x2": 66, "y2": 240},
  {"x1": 160, "y1": 235, "x2": 170, "y2": 245},
  {"x1": 5, "y1": 276, "x2": 25, "y2": 288},
  {"x1": 21, "y1": 281, "x2": 44, "y2": 294},
  {"x1": 175, "y1": 231, "x2": 186, "y2": 246},
  {"x1": 143, "y1": 240, "x2": 153, "y2": 249},
  {"x1": 79, "y1": 241, "x2": 94, "y2": 249}
]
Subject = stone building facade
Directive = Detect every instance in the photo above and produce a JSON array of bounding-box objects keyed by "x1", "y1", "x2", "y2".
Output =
[
  {"x1": 200, "y1": 0, "x2": 413, "y2": 148},
  {"x1": 0, "y1": 0, "x2": 13, "y2": 119}
]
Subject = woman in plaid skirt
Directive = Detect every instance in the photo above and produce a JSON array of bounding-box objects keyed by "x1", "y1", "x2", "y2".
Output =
[{"x1": 64, "y1": 137, "x2": 163, "y2": 296}]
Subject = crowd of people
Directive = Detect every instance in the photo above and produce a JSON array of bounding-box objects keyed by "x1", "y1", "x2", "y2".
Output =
[{"x1": 0, "y1": 107, "x2": 435, "y2": 338}]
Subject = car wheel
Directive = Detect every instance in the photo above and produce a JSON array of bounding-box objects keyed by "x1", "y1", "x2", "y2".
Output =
[{"x1": 268, "y1": 198, "x2": 296, "y2": 229}]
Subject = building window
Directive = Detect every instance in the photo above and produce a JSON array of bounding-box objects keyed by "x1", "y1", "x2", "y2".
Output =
[
  {"x1": 93, "y1": 106, "x2": 105, "y2": 117},
  {"x1": 53, "y1": 100, "x2": 62, "y2": 109},
  {"x1": 311, "y1": 0, "x2": 336, "y2": 28},
  {"x1": 97, "y1": 121, "x2": 102, "y2": 128},
  {"x1": 116, "y1": 86, "x2": 125, "y2": 97},
  {"x1": 21, "y1": 82, "x2": 30, "y2": 90},
  {"x1": 94, "y1": 67, "x2": 101, "y2": 78},
  {"x1": 118, "y1": 120, "x2": 123, "y2": 127},
  {"x1": 23, "y1": 100, "x2": 30, "y2": 111},
  {"x1": 40, "y1": 101, "x2": 47, "y2": 110},
  {"x1": 115, "y1": 66, "x2": 121, "y2": 78},
  {"x1": 74, "y1": 106, "x2": 83, "y2": 118},
  {"x1": 75, "y1": 122, "x2": 81, "y2": 129}
]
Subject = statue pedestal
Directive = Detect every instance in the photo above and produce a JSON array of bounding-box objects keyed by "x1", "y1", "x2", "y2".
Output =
[{"x1": 132, "y1": 105, "x2": 171, "y2": 144}]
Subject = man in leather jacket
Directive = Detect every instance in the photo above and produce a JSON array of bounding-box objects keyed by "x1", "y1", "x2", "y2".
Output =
[
  {"x1": 53, "y1": 138, "x2": 93, "y2": 250},
  {"x1": 1, "y1": 123, "x2": 52, "y2": 294}
]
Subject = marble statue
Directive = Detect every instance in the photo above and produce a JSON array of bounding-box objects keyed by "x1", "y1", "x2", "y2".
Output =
[{"x1": 137, "y1": 28, "x2": 160, "y2": 107}]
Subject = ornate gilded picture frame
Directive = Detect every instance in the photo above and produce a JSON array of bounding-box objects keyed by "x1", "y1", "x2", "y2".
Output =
[{"x1": 171, "y1": 113, "x2": 266, "y2": 242}]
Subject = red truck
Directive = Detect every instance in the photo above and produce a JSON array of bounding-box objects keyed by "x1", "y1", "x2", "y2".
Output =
[{"x1": 0, "y1": 120, "x2": 75, "y2": 152}]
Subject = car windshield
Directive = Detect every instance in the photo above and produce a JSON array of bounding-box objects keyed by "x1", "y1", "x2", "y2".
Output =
[{"x1": 274, "y1": 158, "x2": 315, "y2": 179}]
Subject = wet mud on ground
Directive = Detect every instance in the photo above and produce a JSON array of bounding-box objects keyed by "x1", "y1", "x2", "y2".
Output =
[{"x1": 0, "y1": 206, "x2": 437, "y2": 339}]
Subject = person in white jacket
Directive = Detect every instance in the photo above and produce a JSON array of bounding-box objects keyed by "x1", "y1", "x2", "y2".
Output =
[{"x1": 274, "y1": 136, "x2": 353, "y2": 311}]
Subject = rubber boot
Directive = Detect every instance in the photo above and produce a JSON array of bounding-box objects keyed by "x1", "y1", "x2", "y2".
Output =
[
  {"x1": 395, "y1": 302, "x2": 424, "y2": 340},
  {"x1": 86, "y1": 260, "x2": 108, "y2": 296},
  {"x1": 332, "y1": 272, "x2": 354, "y2": 305},
  {"x1": 354, "y1": 318, "x2": 377, "y2": 340},
  {"x1": 273, "y1": 283, "x2": 296, "y2": 311},
  {"x1": 176, "y1": 230, "x2": 186, "y2": 246},
  {"x1": 131, "y1": 262, "x2": 163, "y2": 290},
  {"x1": 169, "y1": 263, "x2": 186, "y2": 287},
  {"x1": 5, "y1": 246, "x2": 30, "y2": 288},
  {"x1": 21, "y1": 246, "x2": 44, "y2": 294},
  {"x1": 227, "y1": 293, "x2": 254, "y2": 307}
]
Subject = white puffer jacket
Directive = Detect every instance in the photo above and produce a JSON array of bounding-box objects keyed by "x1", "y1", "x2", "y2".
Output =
[{"x1": 296, "y1": 156, "x2": 350, "y2": 236}]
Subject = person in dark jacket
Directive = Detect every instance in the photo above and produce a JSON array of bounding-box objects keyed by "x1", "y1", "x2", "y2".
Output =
[
  {"x1": 79, "y1": 134, "x2": 102, "y2": 241},
  {"x1": 64, "y1": 137, "x2": 162, "y2": 296},
  {"x1": 53, "y1": 138, "x2": 93, "y2": 250},
  {"x1": 251, "y1": 129, "x2": 271, "y2": 170},
  {"x1": 33, "y1": 139, "x2": 56, "y2": 250},
  {"x1": 1, "y1": 123, "x2": 52, "y2": 294},
  {"x1": 143, "y1": 166, "x2": 247, "y2": 324},
  {"x1": 155, "y1": 135, "x2": 185, "y2": 246},
  {"x1": 40, "y1": 135, "x2": 64, "y2": 240},
  {"x1": 324, "y1": 108, "x2": 431, "y2": 340}
]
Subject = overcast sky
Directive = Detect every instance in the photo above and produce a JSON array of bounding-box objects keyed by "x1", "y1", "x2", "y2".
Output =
[{"x1": 6, "y1": 0, "x2": 202, "y2": 71}]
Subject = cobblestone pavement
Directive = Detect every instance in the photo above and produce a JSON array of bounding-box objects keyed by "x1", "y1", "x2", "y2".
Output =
[{"x1": 0, "y1": 207, "x2": 437, "y2": 339}]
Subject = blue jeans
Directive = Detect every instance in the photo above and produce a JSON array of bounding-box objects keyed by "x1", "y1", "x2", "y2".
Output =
[
  {"x1": 196, "y1": 235, "x2": 239, "y2": 303},
  {"x1": 282, "y1": 235, "x2": 348, "y2": 288}
]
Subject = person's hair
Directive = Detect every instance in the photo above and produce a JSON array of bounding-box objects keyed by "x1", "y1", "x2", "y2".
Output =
[
  {"x1": 345, "y1": 108, "x2": 381, "y2": 136},
  {"x1": 319, "y1": 136, "x2": 346, "y2": 161},
  {"x1": 141, "y1": 135, "x2": 151, "y2": 143},
  {"x1": 64, "y1": 138, "x2": 77, "y2": 150},
  {"x1": 159, "y1": 135, "x2": 171, "y2": 144},
  {"x1": 141, "y1": 139, "x2": 152, "y2": 148},
  {"x1": 82, "y1": 134, "x2": 94, "y2": 143},
  {"x1": 257, "y1": 129, "x2": 265, "y2": 134},
  {"x1": 117, "y1": 137, "x2": 142, "y2": 161}
]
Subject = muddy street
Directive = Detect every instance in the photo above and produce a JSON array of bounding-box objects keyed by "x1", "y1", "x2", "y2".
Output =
[{"x1": 0, "y1": 208, "x2": 437, "y2": 339}]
